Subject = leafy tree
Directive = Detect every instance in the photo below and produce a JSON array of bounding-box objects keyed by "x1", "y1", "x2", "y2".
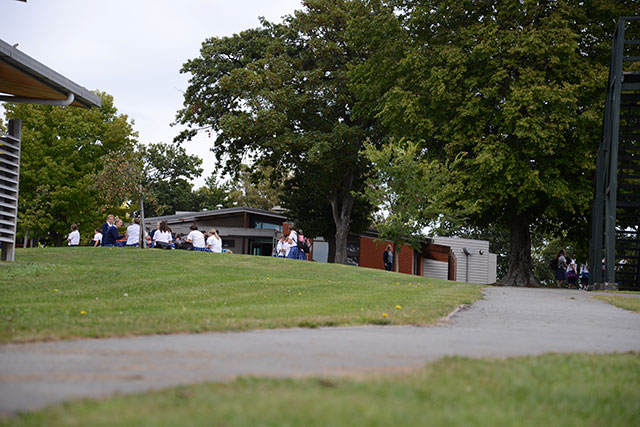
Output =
[
  {"x1": 362, "y1": 139, "x2": 448, "y2": 271},
  {"x1": 139, "y1": 142, "x2": 203, "y2": 216},
  {"x1": 4, "y1": 92, "x2": 137, "y2": 246},
  {"x1": 191, "y1": 173, "x2": 232, "y2": 211},
  {"x1": 175, "y1": 0, "x2": 379, "y2": 264},
  {"x1": 350, "y1": 0, "x2": 638, "y2": 285},
  {"x1": 227, "y1": 164, "x2": 283, "y2": 210}
]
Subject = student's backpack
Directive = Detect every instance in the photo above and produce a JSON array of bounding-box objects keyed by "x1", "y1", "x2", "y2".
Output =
[
  {"x1": 297, "y1": 237, "x2": 311, "y2": 253},
  {"x1": 549, "y1": 258, "x2": 558, "y2": 271}
]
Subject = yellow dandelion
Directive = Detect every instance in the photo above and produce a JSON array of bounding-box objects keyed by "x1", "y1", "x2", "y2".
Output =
[
  {"x1": 395, "y1": 282, "x2": 400, "y2": 286},
  {"x1": 298, "y1": 292, "x2": 302, "y2": 296},
  {"x1": 80, "y1": 310, "x2": 87, "y2": 315},
  {"x1": 409, "y1": 283, "x2": 412, "y2": 286},
  {"x1": 396, "y1": 305, "x2": 402, "y2": 310},
  {"x1": 382, "y1": 313, "x2": 388, "y2": 318},
  {"x1": 266, "y1": 277, "x2": 270, "y2": 280},
  {"x1": 53, "y1": 289, "x2": 59, "y2": 293}
]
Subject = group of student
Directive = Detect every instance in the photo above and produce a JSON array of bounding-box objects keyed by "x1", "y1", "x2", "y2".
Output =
[
  {"x1": 553, "y1": 249, "x2": 589, "y2": 289},
  {"x1": 87, "y1": 214, "x2": 228, "y2": 253},
  {"x1": 273, "y1": 229, "x2": 310, "y2": 260}
]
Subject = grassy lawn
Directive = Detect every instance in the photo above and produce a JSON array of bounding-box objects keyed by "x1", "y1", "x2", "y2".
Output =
[
  {"x1": 0, "y1": 248, "x2": 483, "y2": 343},
  {"x1": 2, "y1": 353, "x2": 638, "y2": 426},
  {"x1": 594, "y1": 293, "x2": 640, "y2": 313}
]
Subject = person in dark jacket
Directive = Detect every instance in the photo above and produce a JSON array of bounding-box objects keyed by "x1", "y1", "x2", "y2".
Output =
[
  {"x1": 103, "y1": 217, "x2": 125, "y2": 247},
  {"x1": 383, "y1": 244, "x2": 394, "y2": 271},
  {"x1": 101, "y1": 214, "x2": 114, "y2": 239}
]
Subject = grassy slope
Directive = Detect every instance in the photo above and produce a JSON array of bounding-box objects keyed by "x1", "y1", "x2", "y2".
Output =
[
  {"x1": 2, "y1": 353, "x2": 639, "y2": 426},
  {"x1": 0, "y1": 248, "x2": 483, "y2": 343}
]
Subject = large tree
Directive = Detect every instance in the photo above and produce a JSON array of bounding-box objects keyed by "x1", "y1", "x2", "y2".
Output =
[
  {"x1": 139, "y1": 142, "x2": 203, "y2": 216},
  {"x1": 4, "y1": 92, "x2": 137, "y2": 246},
  {"x1": 175, "y1": 0, "x2": 379, "y2": 264},
  {"x1": 351, "y1": 0, "x2": 637, "y2": 285}
]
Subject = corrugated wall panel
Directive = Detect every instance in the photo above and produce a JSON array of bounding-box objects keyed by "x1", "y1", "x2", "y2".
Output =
[{"x1": 422, "y1": 259, "x2": 448, "y2": 280}]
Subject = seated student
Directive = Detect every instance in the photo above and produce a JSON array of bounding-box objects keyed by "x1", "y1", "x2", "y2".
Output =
[
  {"x1": 114, "y1": 219, "x2": 128, "y2": 247},
  {"x1": 186, "y1": 224, "x2": 206, "y2": 249},
  {"x1": 153, "y1": 221, "x2": 173, "y2": 249},
  {"x1": 207, "y1": 228, "x2": 223, "y2": 253},
  {"x1": 92, "y1": 228, "x2": 102, "y2": 247},
  {"x1": 103, "y1": 217, "x2": 125, "y2": 247},
  {"x1": 125, "y1": 218, "x2": 143, "y2": 247},
  {"x1": 67, "y1": 224, "x2": 80, "y2": 246}
]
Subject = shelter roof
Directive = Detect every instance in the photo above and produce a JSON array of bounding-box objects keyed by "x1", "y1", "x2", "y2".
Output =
[{"x1": 0, "y1": 38, "x2": 100, "y2": 108}]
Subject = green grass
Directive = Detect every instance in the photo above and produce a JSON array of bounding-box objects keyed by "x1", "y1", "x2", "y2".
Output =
[
  {"x1": 594, "y1": 294, "x2": 640, "y2": 313},
  {"x1": 2, "y1": 353, "x2": 638, "y2": 426},
  {"x1": 0, "y1": 248, "x2": 483, "y2": 343}
]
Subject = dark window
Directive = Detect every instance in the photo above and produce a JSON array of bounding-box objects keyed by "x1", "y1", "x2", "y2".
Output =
[{"x1": 222, "y1": 239, "x2": 235, "y2": 249}]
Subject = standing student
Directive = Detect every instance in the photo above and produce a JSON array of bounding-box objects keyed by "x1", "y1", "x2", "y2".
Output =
[
  {"x1": 101, "y1": 214, "x2": 114, "y2": 239},
  {"x1": 103, "y1": 217, "x2": 125, "y2": 247},
  {"x1": 555, "y1": 249, "x2": 568, "y2": 288},
  {"x1": 567, "y1": 255, "x2": 578, "y2": 289},
  {"x1": 67, "y1": 224, "x2": 80, "y2": 246},
  {"x1": 383, "y1": 245, "x2": 394, "y2": 271}
]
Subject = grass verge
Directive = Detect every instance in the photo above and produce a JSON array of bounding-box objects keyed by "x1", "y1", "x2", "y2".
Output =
[
  {"x1": 2, "y1": 353, "x2": 638, "y2": 426},
  {"x1": 594, "y1": 294, "x2": 640, "y2": 313},
  {"x1": 0, "y1": 248, "x2": 483, "y2": 343}
]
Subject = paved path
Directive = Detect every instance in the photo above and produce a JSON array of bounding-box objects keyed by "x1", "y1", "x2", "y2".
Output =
[{"x1": 1, "y1": 287, "x2": 639, "y2": 414}]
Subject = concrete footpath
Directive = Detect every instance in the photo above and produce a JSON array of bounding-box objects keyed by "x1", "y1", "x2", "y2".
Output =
[{"x1": 1, "y1": 287, "x2": 639, "y2": 414}]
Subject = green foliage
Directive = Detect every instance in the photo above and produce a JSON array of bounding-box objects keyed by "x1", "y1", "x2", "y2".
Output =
[
  {"x1": 226, "y1": 164, "x2": 283, "y2": 210},
  {"x1": 139, "y1": 142, "x2": 203, "y2": 216},
  {"x1": 4, "y1": 353, "x2": 640, "y2": 426},
  {"x1": 350, "y1": 0, "x2": 638, "y2": 284},
  {"x1": 3, "y1": 93, "x2": 137, "y2": 245},
  {"x1": 362, "y1": 139, "x2": 449, "y2": 264},
  {"x1": 175, "y1": 0, "x2": 381, "y2": 263},
  {"x1": 0, "y1": 247, "x2": 481, "y2": 343}
]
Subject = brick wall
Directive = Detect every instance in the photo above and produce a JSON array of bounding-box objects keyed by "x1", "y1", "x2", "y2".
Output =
[{"x1": 359, "y1": 236, "x2": 415, "y2": 275}]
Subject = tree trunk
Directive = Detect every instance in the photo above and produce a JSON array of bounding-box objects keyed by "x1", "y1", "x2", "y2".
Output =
[
  {"x1": 51, "y1": 231, "x2": 64, "y2": 247},
  {"x1": 24, "y1": 229, "x2": 30, "y2": 248},
  {"x1": 326, "y1": 233, "x2": 336, "y2": 263},
  {"x1": 328, "y1": 174, "x2": 356, "y2": 265},
  {"x1": 499, "y1": 211, "x2": 539, "y2": 287}
]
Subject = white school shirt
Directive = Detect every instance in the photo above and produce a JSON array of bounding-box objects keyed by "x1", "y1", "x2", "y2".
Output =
[
  {"x1": 276, "y1": 240, "x2": 285, "y2": 256},
  {"x1": 207, "y1": 235, "x2": 222, "y2": 253},
  {"x1": 154, "y1": 230, "x2": 172, "y2": 244},
  {"x1": 187, "y1": 230, "x2": 206, "y2": 248},
  {"x1": 67, "y1": 230, "x2": 80, "y2": 246},
  {"x1": 93, "y1": 232, "x2": 103, "y2": 244},
  {"x1": 126, "y1": 224, "x2": 142, "y2": 245}
]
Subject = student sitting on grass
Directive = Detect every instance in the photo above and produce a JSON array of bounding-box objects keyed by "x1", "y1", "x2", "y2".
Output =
[
  {"x1": 207, "y1": 228, "x2": 223, "y2": 253},
  {"x1": 66, "y1": 224, "x2": 80, "y2": 246},
  {"x1": 153, "y1": 220, "x2": 173, "y2": 249},
  {"x1": 186, "y1": 224, "x2": 206, "y2": 249},
  {"x1": 92, "y1": 228, "x2": 102, "y2": 247},
  {"x1": 125, "y1": 218, "x2": 143, "y2": 247}
]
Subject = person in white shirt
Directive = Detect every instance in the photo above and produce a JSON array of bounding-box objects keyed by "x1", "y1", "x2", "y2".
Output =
[
  {"x1": 92, "y1": 228, "x2": 102, "y2": 247},
  {"x1": 126, "y1": 218, "x2": 144, "y2": 247},
  {"x1": 153, "y1": 220, "x2": 173, "y2": 249},
  {"x1": 275, "y1": 234, "x2": 286, "y2": 257},
  {"x1": 207, "y1": 228, "x2": 223, "y2": 253},
  {"x1": 67, "y1": 224, "x2": 80, "y2": 246},
  {"x1": 186, "y1": 224, "x2": 206, "y2": 248}
]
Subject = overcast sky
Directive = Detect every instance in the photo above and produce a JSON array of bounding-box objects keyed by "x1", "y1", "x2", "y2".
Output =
[{"x1": 1, "y1": 0, "x2": 304, "y2": 187}]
